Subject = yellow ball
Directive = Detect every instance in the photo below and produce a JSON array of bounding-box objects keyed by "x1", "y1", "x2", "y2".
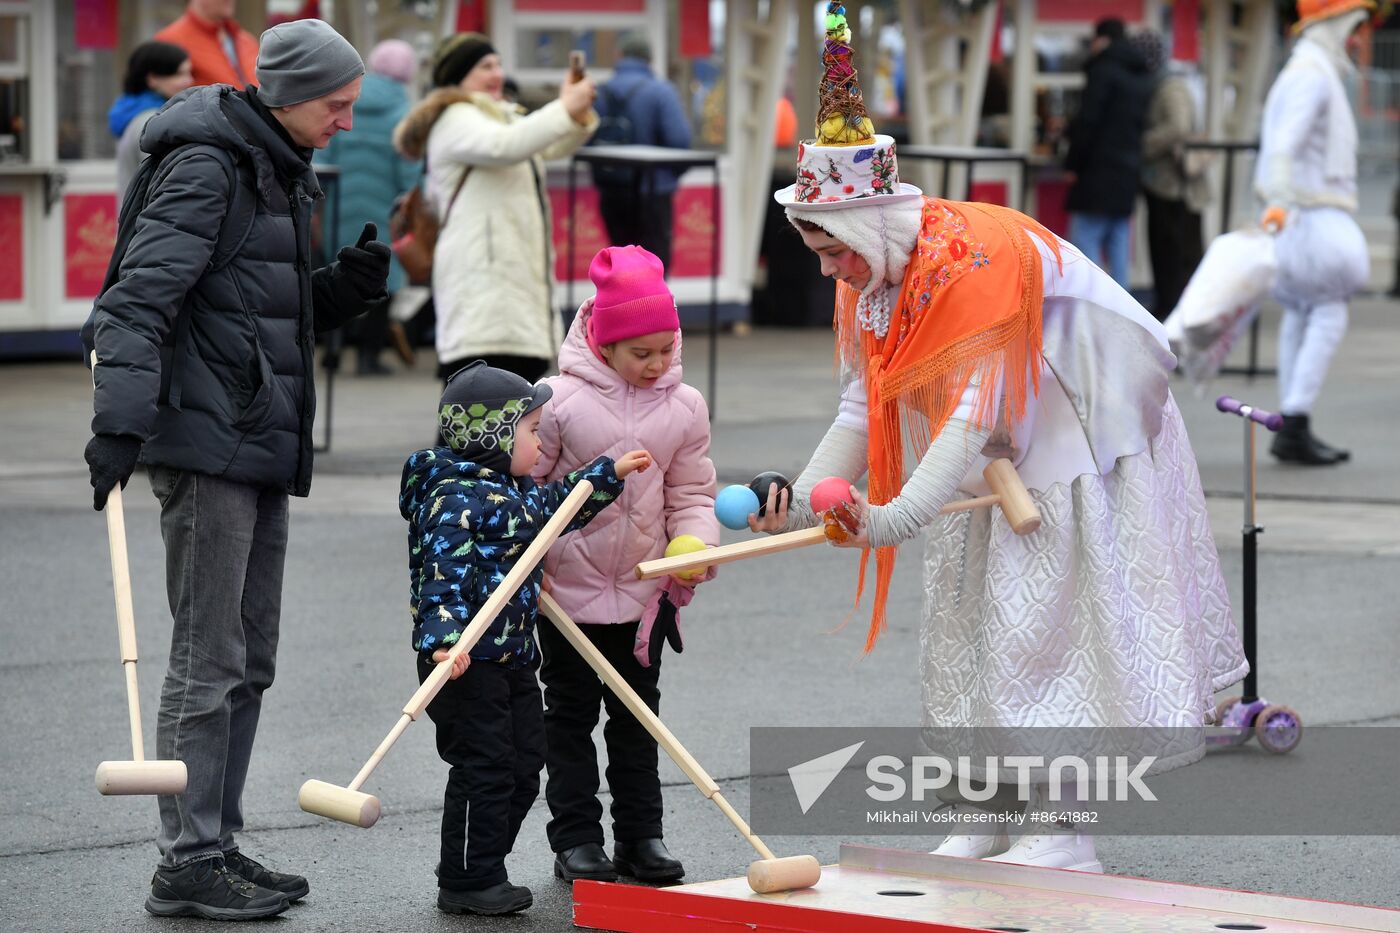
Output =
[{"x1": 665, "y1": 534, "x2": 708, "y2": 581}]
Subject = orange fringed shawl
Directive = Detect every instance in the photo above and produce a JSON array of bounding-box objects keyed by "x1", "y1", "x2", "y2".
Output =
[{"x1": 835, "y1": 197, "x2": 1061, "y2": 651}]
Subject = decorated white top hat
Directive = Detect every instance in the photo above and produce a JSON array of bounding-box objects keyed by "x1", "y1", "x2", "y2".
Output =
[{"x1": 774, "y1": 2, "x2": 921, "y2": 210}]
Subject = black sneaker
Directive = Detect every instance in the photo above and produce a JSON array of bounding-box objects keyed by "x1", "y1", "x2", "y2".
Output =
[
  {"x1": 437, "y1": 881, "x2": 533, "y2": 915},
  {"x1": 145, "y1": 858, "x2": 289, "y2": 920},
  {"x1": 225, "y1": 849, "x2": 310, "y2": 902}
]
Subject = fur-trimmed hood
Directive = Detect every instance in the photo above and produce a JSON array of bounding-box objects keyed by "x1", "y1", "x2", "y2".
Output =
[{"x1": 393, "y1": 88, "x2": 523, "y2": 159}]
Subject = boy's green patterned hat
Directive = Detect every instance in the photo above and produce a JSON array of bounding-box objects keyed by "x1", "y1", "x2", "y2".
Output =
[{"x1": 438, "y1": 360, "x2": 552, "y2": 469}]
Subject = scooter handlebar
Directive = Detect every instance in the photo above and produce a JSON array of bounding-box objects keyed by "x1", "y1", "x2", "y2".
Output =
[{"x1": 1216, "y1": 396, "x2": 1284, "y2": 432}]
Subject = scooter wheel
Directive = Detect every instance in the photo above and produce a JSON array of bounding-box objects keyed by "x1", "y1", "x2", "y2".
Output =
[
  {"x1": 1253, "y1": 704, "x2": 1303, "y2": 754},
  {"x1": 1213, "y1": 696, "x2": 1243, "y2": 724}
]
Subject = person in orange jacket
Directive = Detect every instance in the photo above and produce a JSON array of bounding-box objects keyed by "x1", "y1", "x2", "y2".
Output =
[{"x1": 155, "y1": 0, "x2": 259, "y2": 89}]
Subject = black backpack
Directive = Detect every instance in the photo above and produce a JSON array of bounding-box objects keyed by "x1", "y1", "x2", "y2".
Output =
[
  {"x1": 81, "y1": 143, "x2": 257, "y2": 358},
  {"x1": 589, "y1": 80, "x2": 646, "y2": 188}
]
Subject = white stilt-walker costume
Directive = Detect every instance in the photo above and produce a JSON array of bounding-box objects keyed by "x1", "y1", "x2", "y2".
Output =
[{"x1": 1255, "y1": 0, "x2": 1373, "y2": 463}]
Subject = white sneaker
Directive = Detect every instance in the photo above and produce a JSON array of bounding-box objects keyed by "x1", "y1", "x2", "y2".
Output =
[
  {"x1": 984, "y1": 831, "x2": 1103, "y2": 872},
  {"x1": 928, "y1": 805, "x2": 1010, "y2": 858}
]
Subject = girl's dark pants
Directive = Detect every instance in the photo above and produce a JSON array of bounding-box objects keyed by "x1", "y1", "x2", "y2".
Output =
[{"x1": 538, "y1": 617, "x2": 664, "y2": 852}]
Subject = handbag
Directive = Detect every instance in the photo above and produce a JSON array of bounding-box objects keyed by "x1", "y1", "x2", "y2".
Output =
[
  {"x1": 391, "y1": 161, "x2": 469, "y2": 287},
  {"x1": 1164, "y1": 227, "x2": 1276, "y2": 387}
]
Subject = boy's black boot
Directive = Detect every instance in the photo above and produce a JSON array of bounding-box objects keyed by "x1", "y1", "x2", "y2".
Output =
[
  {"x1": 438, "y1": 881, "x2": 533, "y2": 915},
  {"x1": 144, "y1": 857, "x2": 289, "y2": 920},
  {"x1": 1270, "y1": 414, "x2": 1345, "y2": 465},
  {"x1": 224, "y1": 849, "x2": 310, "y2": 902},
  {"x1": 554, "y1": 842, "x2": 619, "y2": 882},
  {"x1": 614, "y1": 838, "x2": 685, "y2": 882}
]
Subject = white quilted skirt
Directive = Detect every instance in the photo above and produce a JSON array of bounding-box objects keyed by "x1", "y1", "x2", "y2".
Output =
[{"x1": 919, "y1": 395, "x2": 1247, "y2": 750}]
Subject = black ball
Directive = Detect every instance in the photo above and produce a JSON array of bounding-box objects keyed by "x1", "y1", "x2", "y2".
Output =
[{"x1": 748, "y1": 471, "x2": 792, "y2": 517}]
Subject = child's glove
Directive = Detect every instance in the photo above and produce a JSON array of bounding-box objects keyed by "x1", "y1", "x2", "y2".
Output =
[{"x1": 634, "y1": 579, "x2": 694, "y2": 668}]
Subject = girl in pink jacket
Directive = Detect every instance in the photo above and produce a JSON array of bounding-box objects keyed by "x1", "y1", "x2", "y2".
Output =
[{"x1": 533, "y1": 246, "x2": 718, "y2": 885}]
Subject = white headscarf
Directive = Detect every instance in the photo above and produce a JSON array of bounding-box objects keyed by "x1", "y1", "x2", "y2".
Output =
[
  {"x1": 785, "y1": 198, "x2": 925, "y2": 298},
  {"x1": 1300, "y1": 7, "x2": 1367, "y2": 71}
]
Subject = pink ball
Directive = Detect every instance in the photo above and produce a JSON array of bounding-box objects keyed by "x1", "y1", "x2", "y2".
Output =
[{"x1": 810, "y1": 477, "x2": 853, "y2": 514}]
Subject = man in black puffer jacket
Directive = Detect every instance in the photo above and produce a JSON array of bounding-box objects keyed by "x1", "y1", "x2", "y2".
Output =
[
  {"x1": 81, "y1": 19, "x2": 389, "y2": 921},
  {"x1": 1064, "y1": 17, "x2": 1152, "y2": 289}
]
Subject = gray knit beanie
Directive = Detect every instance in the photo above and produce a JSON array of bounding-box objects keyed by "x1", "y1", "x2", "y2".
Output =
[
  {"x1": 438, "y1": 361, "x2": 553, "y2": 471},
  {"x1": 257, "y1": 19, "x2": 365, "y2": 107}
]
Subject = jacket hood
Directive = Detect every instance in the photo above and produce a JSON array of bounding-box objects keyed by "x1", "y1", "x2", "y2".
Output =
[
  {"x1": 612, "y1": 58, "x2": 654, "y2": 79},
  {"x1": 558, "y1": 298, "x2": 685, "y2": 398},
  {"x1": 1096, "y1": 39, "x2": 1149, "y2": 74},
  {"x1": 142, "y1": 85, "x2": 320, "y2": 200},
  {"x1": 109, "y1": 90, "x2": 166, "y2": 138},
  {"x1": 400, "y1": 447, "x2": 507, "y2": 520},
  {"x1": 395, "y1": 88, "x2": 521, "y2": 159},
  {"x1": 355, "y1": 73, "x2": 408, "y2": 118}
]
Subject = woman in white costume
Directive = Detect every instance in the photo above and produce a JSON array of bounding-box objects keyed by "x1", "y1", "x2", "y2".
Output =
[
  {"x1": 755, "y1": 2, "x2": 1246, "y2": 874},
  {"x1": 1255, "y1": 0, "x2": 1374, "y2": 464}
]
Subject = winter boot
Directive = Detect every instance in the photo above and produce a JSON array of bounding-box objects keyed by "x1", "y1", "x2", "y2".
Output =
[
  {"x1": 1305, "y1": 420, "x2": 1350, "y2": 462},
  {"x1": 1270, "y1": 414, "x2": 1346, "y2": 465}
]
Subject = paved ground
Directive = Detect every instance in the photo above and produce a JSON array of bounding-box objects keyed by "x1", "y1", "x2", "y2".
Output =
[{"x1": 1, "y1": 299, "x2": 1397, "y2": 930}]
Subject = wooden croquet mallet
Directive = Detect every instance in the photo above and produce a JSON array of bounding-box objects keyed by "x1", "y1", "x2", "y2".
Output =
[
  {"x1": 636, "y1": 457, "x2": 1040, "y2": 580},
  {"x1": 298, "y1": 480, "x2": 595, "y2": 828},
  {"x1": 538, "y1": 592, "x2": 821, "y2": 894},
  {"x1": 90, "y1": 351, "x2": 188, "y2": 796}
]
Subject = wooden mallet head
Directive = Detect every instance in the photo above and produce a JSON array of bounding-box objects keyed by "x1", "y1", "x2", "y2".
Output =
[
  {"x1": 95, "y1": 760, "x2": 188, "y2": 796},
  {"x1": 298, "y1": 779, "x2": 381, "y2": 829},
  {"x1": 983, "y1": 458, "x2": 1041, "y2": 535},
  {"x1": 747, "y1": 854, "x2": 822, "y2": 893}
]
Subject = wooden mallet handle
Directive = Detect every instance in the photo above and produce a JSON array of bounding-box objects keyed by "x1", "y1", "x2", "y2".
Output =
[
  {"x1": 636, "y1": 526, "x2": 827, "y2": 580},
  {"x1": 635, "y1": 458, "x2": 1040, "y2": 580},
  {"x1": 91, "y1": 351, "x2": 144, "y2": 758},
  {"x1": 540, "y1": 592, "x2": 771, "y2": 859},
  {"x1": 404, "y1": 479, "x2": 595, "y2": 720},
  {"x1": 346, "y1": 479, "x2": 596, "y2": 795}
]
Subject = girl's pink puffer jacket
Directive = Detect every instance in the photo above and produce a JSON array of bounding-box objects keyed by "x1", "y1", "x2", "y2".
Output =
[{"x1": 534, "y1": 300, "x2": 719, "y2": 625}]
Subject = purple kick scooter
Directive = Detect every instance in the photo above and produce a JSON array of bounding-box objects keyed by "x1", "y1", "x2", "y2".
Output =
[{"x1": 1207, "y1": 396, "x2": 1303, "y2": 754}]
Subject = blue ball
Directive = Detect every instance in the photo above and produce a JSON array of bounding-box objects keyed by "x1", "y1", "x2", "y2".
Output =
[{"x1": 715, "y1": 484, "x2": 762, "y2": 530}]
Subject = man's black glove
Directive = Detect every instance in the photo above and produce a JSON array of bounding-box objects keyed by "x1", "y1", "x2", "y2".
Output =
[
  {"x1": 337, "y1": 222, "x2": 391, "y2": 301},
  {"x1": 84, "y1": 434, "x2": 143, "y2": 511}
]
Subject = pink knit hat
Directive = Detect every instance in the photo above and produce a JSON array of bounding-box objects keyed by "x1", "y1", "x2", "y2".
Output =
[
  {"x1": 368, "y1": 39, "x2": 418, "y2": 85},
  {"x1": 587, "y1": 246, "x2": 679, "y2": 347}
]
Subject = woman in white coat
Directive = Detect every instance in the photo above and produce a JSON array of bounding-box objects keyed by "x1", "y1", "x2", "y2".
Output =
[
  {"x1": 395, "y1": 34, "x2": 598, "y2": 382},
  {"x1": 1255, "y1": 0, "x2": 1374, "y2": 464}
]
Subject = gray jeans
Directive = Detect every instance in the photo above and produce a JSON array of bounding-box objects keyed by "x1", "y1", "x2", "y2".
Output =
[{"x1": 148, "y1": 466, "x2": 289, "y2": 868}]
